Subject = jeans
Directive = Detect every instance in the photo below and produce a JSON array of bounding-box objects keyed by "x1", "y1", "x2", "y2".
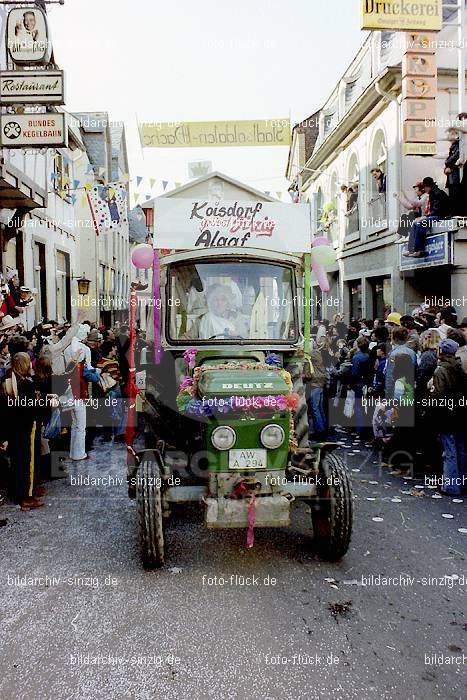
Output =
[
  {"x1": 440, "y1": 432, "x2": 466, "y2": 495},
  {"x1": 70, "y1": 401, "x2": 87, "y2": 460},
  {"x1": 408, "y1": 216, "x2": 440, "y2": 253},
  {"x1": 308, "y1": 387, "x2": 327, "y2": 435}
]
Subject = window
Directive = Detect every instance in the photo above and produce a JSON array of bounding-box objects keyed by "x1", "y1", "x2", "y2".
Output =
[
  {"x1": 370, "y1": 276, "x2": 392, "y2": 320},
  {"x1": 345, "y1": 154, "x2": 360, "y2": 238},
  {"x1": 315, "y1": 187, "x2": 324, "y2": 232},
  {"x1": 168, "y1": 260, "x2": 297, "y2": 343},
  {"x1": 53, "y1": 153, "x2": 71, "y2": 200},
  {"x1": 368, "y1": 130, "x2": 388, "y2": 231},
  {"x1": 144, "y1": 207, "x2": 154, "y2": 232},
  {"x1": 345, "y1": 79, "x2": 359, "y2": 110}
]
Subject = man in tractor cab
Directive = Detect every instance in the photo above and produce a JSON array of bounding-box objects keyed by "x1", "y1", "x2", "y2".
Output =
[{"x1": 185, "y1": 283, "x2": 249, "y2": 340}]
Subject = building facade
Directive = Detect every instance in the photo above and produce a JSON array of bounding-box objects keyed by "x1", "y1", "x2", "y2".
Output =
[{"x1": 287, "y1": 21, "x2": 467, "y2": 322}]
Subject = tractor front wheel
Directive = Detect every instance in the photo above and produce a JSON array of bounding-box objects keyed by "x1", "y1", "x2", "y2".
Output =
[
  {"x1": 310, "y1": 451, "x2": 352, "y2": 561},
  {"x1": 137, "y1": 455, "x2": 165, "y2": 568}
]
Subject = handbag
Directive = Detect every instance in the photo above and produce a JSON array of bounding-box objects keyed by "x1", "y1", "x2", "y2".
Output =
[
  {"x1": 343, "y1": 389, "x2": 355, "y2": 419},
  {"x1": 83, "y1": 366, "x2": 100, "y2": 383},
  {"x1": 44, "y1": 408, "x2": 61, "y2": 440},
  {"x1": 58, "y1": 384, "x2": 75, "y2": 412},
  {"x1": 99, "y1": 372, "x2": 118, "y2": 394}
]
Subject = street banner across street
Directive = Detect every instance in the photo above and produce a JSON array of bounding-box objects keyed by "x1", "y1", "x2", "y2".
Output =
[
  {"x1": 0, "y1": 113, "x2": 67, "y2": 148},
  {"x1": 361, "y1": 0, "x2": 442, "y2": 31},
  {"x1": 139, "y1": 119, "x2": 291, "y2": 148},
  {"x1": 153, "y1": 199, "x2": 311, "y2": 252}
]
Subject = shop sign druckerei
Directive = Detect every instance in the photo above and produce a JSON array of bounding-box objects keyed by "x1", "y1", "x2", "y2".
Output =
[
  {"x1": 153, "y1": 199, "x2": 311, "y2": 253},
  {"x1": 0, "y1": 113, "x2": 67, "y2": 148},
  {"x1": 361, "y1": 0, "x2": 442, "y2": 31}
]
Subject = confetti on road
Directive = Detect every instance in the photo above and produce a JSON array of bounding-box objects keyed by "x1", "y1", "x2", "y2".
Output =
[
  {"x1": 366, "y1": 497, "x2": 376, "y2": 501},
  {"x1": 372, "y1": 517, "x2": 384, "y2": 522},
  {"x1": 458, "y1": 528, "x2": 467, "y2": 534},
  {"x1": 369, "y1": 481, "x2": 378, "y2": 485},
  {"x1": 432, "y1": 494, "x2": 442, "y2": 499},
  {"x1": 452, "y1": 499, "x2": 463, "y2": 504},
  {"x1": 441, "y1": 514, "x2": 454, "y2": 519},
  {"x1": 352, "y1": 468, "x2": 361, "y2": 472},
  {"x1": 391, "y1": 497, "x2": 402, "y2": 503}
]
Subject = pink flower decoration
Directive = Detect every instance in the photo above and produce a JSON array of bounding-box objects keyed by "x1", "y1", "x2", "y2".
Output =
[{"x1": 183, "y1": 348, "x2": 198, "y2": 370}]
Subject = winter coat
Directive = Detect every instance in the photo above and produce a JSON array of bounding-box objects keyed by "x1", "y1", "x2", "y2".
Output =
[
  {"x1": 385, "y1": 345, "x2": 417, "y2": 399},
  {"x1": 428, "y1": 185, "x2": 450, "y2": 218},
  {"x1": 431, "y1": 355, "x2": 465, "y2": 431}
]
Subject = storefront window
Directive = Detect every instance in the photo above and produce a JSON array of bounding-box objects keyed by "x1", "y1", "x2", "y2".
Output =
[{"x1": 371, "y1": 276, "x2": 392, "y2": 319}]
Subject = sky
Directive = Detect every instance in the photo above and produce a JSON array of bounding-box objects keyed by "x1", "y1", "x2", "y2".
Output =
[{"x1": 48, "y1": 0, "x2": 364, "y2": 201}]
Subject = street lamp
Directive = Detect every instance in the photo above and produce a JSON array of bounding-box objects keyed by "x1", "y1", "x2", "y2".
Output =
[{"x1": 73, "y1": 273, "x2": 90, "y2": 296}]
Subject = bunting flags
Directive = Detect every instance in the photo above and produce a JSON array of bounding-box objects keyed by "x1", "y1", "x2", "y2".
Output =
[
  {"x1": 136, "y1": 176, "x2": 143, "y2": 187},
  {"x1": 162, "y1": 180, "x2": 168, "y2": 191}
]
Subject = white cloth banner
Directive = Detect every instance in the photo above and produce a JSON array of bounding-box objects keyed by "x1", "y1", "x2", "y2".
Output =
[{"x1": 153, "y1": 199, "x2": 311, "y2": 253}]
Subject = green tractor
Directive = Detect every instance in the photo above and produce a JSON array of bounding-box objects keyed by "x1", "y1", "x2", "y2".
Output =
[{"x1": 128, "y1": 247, "x2": 352, "y2": 567}]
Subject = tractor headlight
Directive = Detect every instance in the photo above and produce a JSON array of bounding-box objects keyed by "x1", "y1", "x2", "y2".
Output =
[
  {"x1": 260, "y1": 424, "x2": 285, "y2": 449},
  {"x1": 211, "y1": 426, "x2": 236, "y2": 451}
]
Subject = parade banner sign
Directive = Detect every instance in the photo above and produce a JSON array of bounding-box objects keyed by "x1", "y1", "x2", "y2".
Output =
[
  {"x1": 87, "y1": 182, "x2": 128, "y2": 235},
  {"x1": 0, "y1": 70, "x2": 64, "y2": 105},
  {"x1": 361, "y1": 0, "x2": 442, "y2": 31},
  {"x1": 153, "y1": 199, "x2": 311, "y2": 252},
  {"x1": 139, "y1": 119, "x2": 291, "y2": 148},
  {"x1": 400, "y1": 231, "x2": 452, "y2": 270},
  {"x1": 0, "y1": 113, "x2": 67, "y2": 148},
  {"x1": 6, "y1": 7, "x2": 52, "y2": 65}
]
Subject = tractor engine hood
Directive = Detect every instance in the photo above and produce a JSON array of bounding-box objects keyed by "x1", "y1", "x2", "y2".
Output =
[{"x1": 198, "y1": 367, "x2": 289, "y2": 398}]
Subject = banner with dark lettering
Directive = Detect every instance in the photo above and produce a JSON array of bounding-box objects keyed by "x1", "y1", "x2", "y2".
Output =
[{"x1": 153, "y1": 199, "x2": 311, "y2": 252}]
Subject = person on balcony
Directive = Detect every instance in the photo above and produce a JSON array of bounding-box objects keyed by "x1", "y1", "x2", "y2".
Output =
[
  {"x1": 444, "y1": 128, "x2": 462, "y2": 216},
  {"x1": 403, "y1": 177, "x2": 450, "y2": 258},
  {"x1": 394, "y1": 182, "x2": 429, "y2": 243}
]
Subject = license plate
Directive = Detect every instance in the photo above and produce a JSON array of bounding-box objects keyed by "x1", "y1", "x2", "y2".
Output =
[{"x1": 228, "y1": 449, "x2": 267, "y2": 470}]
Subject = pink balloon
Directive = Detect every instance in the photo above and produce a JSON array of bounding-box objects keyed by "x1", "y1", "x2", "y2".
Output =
[
  {"x1": 311, "y1": 258, "x2": 330, "y2": 293},
  {"x1": 312, "y1": 236, "x2": 331, "y2": 248},
  {"x1": 131, "y1": 244, "x2": 154, "y2": 269}
]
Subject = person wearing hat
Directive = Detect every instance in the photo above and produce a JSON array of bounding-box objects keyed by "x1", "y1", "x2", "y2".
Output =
[
  {"x1": 1, "y1": 352, "x2": 43, "y2": 510},
  {"x1": 394, "y1": 182, "x2": 429, "y2": 242},
  {"x1": 0, "y1": 315, "x2": 18, "y2": 333},
  {"x1": 444, "y1": 128, "x2": 462, "y2": 215},
  {"x1": 404, "y1": 177, "x2": 450, "y2": 258},
  {"x1": 428, "y1": 338, "x2": 466, "y2": 495},
  {"x1": 386, "y1": 312, "x2": 401, "y2": 327}
]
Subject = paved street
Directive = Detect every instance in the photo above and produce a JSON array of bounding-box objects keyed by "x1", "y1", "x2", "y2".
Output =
[{"x1": 0, "y1": 433, "x2": 465, "y2": 700}]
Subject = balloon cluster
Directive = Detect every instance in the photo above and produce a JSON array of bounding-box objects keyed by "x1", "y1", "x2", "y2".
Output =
[{"x1": 310, "y1": 236, "x2": 337, "y2": 293}]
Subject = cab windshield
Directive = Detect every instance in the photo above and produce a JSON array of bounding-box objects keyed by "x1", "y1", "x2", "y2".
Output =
[{"x1": 168, "y1": 260, "x2": 298, "y2": 343}]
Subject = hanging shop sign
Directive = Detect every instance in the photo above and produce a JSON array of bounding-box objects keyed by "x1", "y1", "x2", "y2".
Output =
[
  {"x1": 0, "y1": 70, "x2": 64, "y2": 105},
  {"x1": 152, "y1": 198, "x2": 311, "y2": 253},
  {"x1": 139, "y1": 119, "x2": 291, "y2": 148},
  {"x1": 6, "y1": 7, "x2": 52, "y2": 65},
  {"x1": 0, "y1": 113, "x2": 67, "y2": 148},
  {"x1": 361, "y1": 0, "x2": 442, "y2": 31},
  {"x1": 401, "y1": 31, "x2": 438, "y2": 156}
]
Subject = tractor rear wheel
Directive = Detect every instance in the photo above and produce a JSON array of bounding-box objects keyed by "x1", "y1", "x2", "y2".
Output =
[
  {"x1": 311, "y1": 451, "x2": 352, "y2": 560},
  {"x1": 137, "y1": 454, "x2": 165, "y2": 568}
]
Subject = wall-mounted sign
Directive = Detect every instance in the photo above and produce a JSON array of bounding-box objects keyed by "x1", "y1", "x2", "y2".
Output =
[
  {"x1": 6, "y1": 7, "x2": 51, "y2": 65},
  {"x1": 0, "y1": 70, "x2": 64, "y2": 104},
  {"x1": 153, "y1": 199, "x2": 311, "y2": 252},
  {"x1": 139, "y1": 119, "x2": 291, "y2": 148},
  {"x1": 0, "y1": 113, "x2": 67, "y2": 148},
  {"x1": 361, "y1": 0, "x2": 442, "y2": 31},
  {"x1": 401, "y1": 30, "x2": 437, "y2": 156},
  {"x1": 400, "y1": 231, "x2": 452, "y2": 270}
]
